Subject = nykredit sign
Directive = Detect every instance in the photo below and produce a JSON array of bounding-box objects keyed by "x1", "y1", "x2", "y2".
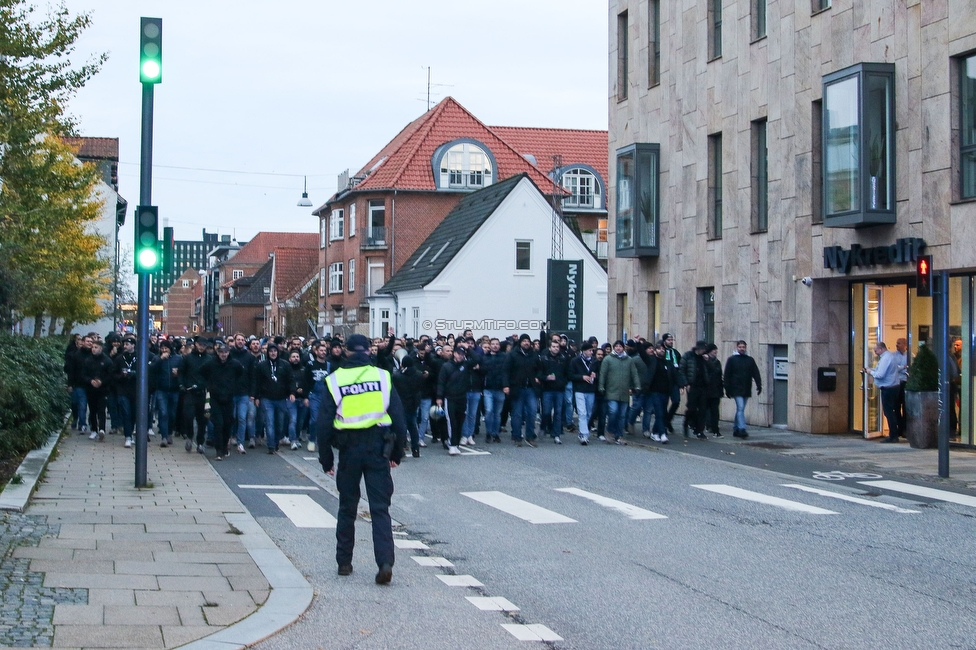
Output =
[{"x1": 823, "y1": 237, "x2": 926, "y2": 274}]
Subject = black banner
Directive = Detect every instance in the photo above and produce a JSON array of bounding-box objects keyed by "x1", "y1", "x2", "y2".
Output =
[{"x1": 547, "y1": 259, "x2": 583, "y2": 344}]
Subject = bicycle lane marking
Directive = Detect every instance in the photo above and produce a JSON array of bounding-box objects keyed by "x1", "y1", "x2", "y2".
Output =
[
  {"x1": 858, "y1": 480, "x2": 976, "y2": 509},
  {"x1": 781, "y1": 484, "x2": 921, "y2": 513}
]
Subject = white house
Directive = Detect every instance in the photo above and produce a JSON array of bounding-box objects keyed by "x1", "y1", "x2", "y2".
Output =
[{"x1": 371, "y1": 173, "x2": 608, "y2": 341}]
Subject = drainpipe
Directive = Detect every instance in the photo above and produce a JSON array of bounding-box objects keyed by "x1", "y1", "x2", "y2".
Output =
[{"x1": 391, "y1": 190, "x2": 397, "y2": 334}]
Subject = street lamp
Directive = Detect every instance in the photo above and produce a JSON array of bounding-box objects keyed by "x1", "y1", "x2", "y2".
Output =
[{"x1": 297, "y1": 176, "x2": 312, "y2": 207}]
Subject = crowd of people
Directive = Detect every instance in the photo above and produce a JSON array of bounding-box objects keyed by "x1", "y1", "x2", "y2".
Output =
[{"x1": 62, "y1": 328, "x2": 764, "y2": 459}]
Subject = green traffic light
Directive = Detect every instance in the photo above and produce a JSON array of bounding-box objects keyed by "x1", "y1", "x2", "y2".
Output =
[
  {"x1": 140, "y1": 17, "x2": 162, "y2": 84},
  {"x1": 138, "y1": 248, "x2": 159, "y2": 270},
  {"x1": 141, "y1": 60, "x2": 160, "y2": 81}
]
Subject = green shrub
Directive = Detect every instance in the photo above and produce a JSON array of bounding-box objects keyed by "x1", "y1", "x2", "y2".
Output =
[
  {"x1": 0, "y1": 334, "x2": 70, "y2": 458},
  {"x1": 905, "y1": 343, "x2": 940, "y2": 392}
]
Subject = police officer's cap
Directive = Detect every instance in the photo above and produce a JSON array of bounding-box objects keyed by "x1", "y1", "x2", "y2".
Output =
[{"x1": 346, "y1": 334, "x2": 370, "y2": 352}]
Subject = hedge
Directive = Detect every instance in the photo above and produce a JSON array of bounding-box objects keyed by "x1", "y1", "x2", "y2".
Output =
[{"x1": 0, "y1": 334, "x2": 69, "y2": 458}]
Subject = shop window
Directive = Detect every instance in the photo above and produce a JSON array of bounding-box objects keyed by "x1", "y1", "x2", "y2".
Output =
[
  {"x1": 614, "y1": 143, "x2": 660, "y2": 258},
  {"x1": 961, "y1": 54, "x2": 976, "y2": 199},
  {"x1": 822, "y1": 63, "x2": 896, "y2": 227}
]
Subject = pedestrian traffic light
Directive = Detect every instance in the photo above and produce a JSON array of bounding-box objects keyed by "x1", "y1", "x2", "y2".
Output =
[
  {"x1": 916, "y1": 254, "x2": 932, "y2": 297},
  {"x1": 140, "y1": 18, "x2": 162, "y2": 84},
  {"x1": 135, "y1": 206, "x2": 160, "y2": 274},
  {"x1": 162, "y1": 226, "x2": 174, "y2": 274}
]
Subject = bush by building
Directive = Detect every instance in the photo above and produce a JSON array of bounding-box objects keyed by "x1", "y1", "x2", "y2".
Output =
[{"x1": 0, "y1": 334, "x2": 69, "y2": 458}]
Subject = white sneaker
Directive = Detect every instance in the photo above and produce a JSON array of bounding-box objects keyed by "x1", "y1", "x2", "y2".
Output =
[
  {"x1": 448, "y1": 446, "x2": 460, "y2": 456},
  {"x1": 237, "y1": 443, "x2": 246, "y2": 454},
  {"x1": 88, "y1": 431, "x2": 98, "y2": 440},
  {"x1": 650, "y1": 433, "x2": 661, "y2": 442},
  {"x1": 418, "y1": 439, "x2": 427, "y2": 448},
  {"x1": 148, "y1": 427, "x2": 155, "y2": 436},
  {"x1": 290, "y1": 442, "x2": 300, "y2": 451},
  {"x1": 554, "y1": 436, "x2": 562, "y2": 444},
  {"x1": 660, "y1": 433, "x2": 669, "y2": 444},
  {"x1": 124, "y1": 437, "x2": 132, "y2": 448}
]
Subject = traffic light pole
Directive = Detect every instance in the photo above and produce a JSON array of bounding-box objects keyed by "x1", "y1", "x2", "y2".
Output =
[
  {"x1": 934, "y1": 271, "x2": 950, "y2": 478},
  {"x1": 135, "y1": 82, "x2": 154, "y2": 488}
]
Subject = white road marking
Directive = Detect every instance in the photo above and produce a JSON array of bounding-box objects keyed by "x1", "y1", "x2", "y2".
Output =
[
  {"x1": 266, "y1": 493, "x2": 337, "y2": 528},
  {"x1": 436, "y1": 574, "x2": 483, "y2": 587},
  {"x1": 239, "y1": 484, "x2": 319, "y2": 490},
  {"x1": 394, "y1": 539, "x2": 429, "y2": 549},
  {"x1": 692, "y1": 484, "x2": 838, "y2": 514},
  {"x1": 411, "y1": 556, "x2": 454, "y2": 567},
  {"x1": 859, "y1": 480, "x2": 976, "y2": 508},
  {"x1": 501, "y1": 624, "x2": 563, "y2": 642},
  {"x1": 466, "y1": 596, "x2": 519, "y2": 611},
  {"x1": 554, "y1": 487, "x2": 667, "y2": 520},
  {"x1": 458, "y1": 447, "x2": 491, "y2": 456},
  {"x1": 782, "y1": 484, "x2": 921, "y2": 513},
  {"x1": 461, "y1": 491, "x2": 576, "y2": 524},
  {"x1": 303, "y1": 456, "x2": 318, "y2": 461}
]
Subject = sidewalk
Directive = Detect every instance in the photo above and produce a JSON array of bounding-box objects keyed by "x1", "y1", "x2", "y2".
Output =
[{"x1": 1, "y1": 432, "x2": 311, "y2": 649}]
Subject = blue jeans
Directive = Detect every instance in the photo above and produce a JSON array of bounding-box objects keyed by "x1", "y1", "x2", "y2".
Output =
[
  {"x1": 286, "y1": 399, "x2": 309, "y2": 443},
  {"x1": 309, "y1": 384, "x2": 325, "y2": 438},
  {"x1": 483, "y1": 389, "x2": 505, "y2": 436},
  {"x1": 650, "y1": 392, "x2": 669, "y2": 435},
  {"x1": 606, "y1": 400, "x2": 628, "y2": 439},
  {"x1": 462, "y1": 391, "x2": 482, "y2": 438},
  {"x1": 510, "y1": 390, "x2": 538, "y2": 441},
  {"x1": 233, "y1": 395, "x2": 250, "y2": 444},
  {"x1": 563, "y1": 384, "x2": 574, "y2": 426},
  {"x1": 541, "y1": 390, "x2": 564, "y2": 438},
  {"x1": 71, "y1": 387, "x2": 88, "y2": 429},
  {"x1": 627, "y1": 394, "x2": 646, "y2": 426},
  {"x1": 733, "y1": 396, "x2": 749, "y2": 431},
  {"x1": 261, "y1": 399, "x2": 288, "y2": 449},
  {"x1": 156, "y1": 391, "x2": 179, "y2": 440},
  {"x1": 575, "y1": 392, "x2": 594, "y2": 438},
  {"x1": 419, "y1": 398, "x2": 432, "y2": 438},
  {"x1": 117, "y1": 394, "x2": 134, "y2": 438}
]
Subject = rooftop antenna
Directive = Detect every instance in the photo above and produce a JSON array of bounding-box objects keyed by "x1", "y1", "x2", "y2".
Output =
[
  {"x1": 418, "y1": 66, "x2": 453, "y2": 110},
  {"x1": 550, "y1": 154, "x2": 564, "y2": 260}
]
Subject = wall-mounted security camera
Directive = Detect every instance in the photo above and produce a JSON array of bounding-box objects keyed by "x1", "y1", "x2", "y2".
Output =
[{"x1": 801, "y1": 276, "x2": 813, "y2": 287}]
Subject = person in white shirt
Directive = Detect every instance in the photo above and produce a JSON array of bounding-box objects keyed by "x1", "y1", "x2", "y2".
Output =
[
  {"x1": 892, "y1": 338, "x2": 909, "y2": 437},
  {"x1": 864, "y1": 342, "x2": 902, "y2": 443}
]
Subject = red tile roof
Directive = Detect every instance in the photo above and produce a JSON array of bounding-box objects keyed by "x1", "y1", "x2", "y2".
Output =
[
  {"x1": 344, "y1": 97, "x2": 562, "y2": 195},
  {"x1": 62, "y1": 137, "x2": 120, "y2": 160},
  {"x1": 489, "y1": 126, "x2": 609, "y2": 186},
  {"x1": 272, "y1": 247, "x2": 319, "y2": 301},
  {"x1": 227, "y1": 232, "x2": 317, "y2": 266}
]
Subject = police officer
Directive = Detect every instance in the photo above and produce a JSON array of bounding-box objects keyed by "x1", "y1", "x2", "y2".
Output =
[{"x1": 317, "y1": 334, "x2": 407, "y2": 585}]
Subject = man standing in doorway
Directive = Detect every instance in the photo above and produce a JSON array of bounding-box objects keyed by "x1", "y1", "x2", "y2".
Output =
[
  {"x1": 723, "y1": 340, "x2": 762, "y2": 439},
  {"x1": 893, "y1": 338, "x2": 910, "y2": 438},
  {"x1": 864, "y1": 342, "x2": 902, "y2": 443}
]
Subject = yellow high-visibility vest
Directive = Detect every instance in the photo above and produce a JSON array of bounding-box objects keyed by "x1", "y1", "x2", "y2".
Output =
[{"x1": 325, "y1": 366, "x2": 393, "y2": 429}]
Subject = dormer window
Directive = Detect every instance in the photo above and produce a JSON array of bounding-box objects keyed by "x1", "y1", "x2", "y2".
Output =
[
  {"x1": 433, "y1": 140, "x2": 495, "y2": 190},
  {"x1": 560, "y1": 167, "x2": 603, "y2": 209}
]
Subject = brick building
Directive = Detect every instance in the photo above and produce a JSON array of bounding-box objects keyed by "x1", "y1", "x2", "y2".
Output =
[{"x1": 160, "y1": 268, "x2": 201, "y2": 335}]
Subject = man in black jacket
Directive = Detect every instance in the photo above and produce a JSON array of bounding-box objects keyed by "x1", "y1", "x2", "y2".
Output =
[
  {"x1": 81, "y1": 340, "x2": 114, "y2": 439},
  {"x1": 180, "y1": 336, "x2": 211, "y2": 453},
  {"x1": 414, "y1": 343, "x2": 439, "y2": 447},
  {"x1": 255, "y1": 343, "x2": 293, "y2": 454},
  {"x1": 504, "y1": 334, "x2": 542, "y2": 447},
  {"x1": 481, "y1": 338, "x2": 508, "y2": 443},
  {"x1": 113, "y1": 337, "x2": 140, "y2": 448},
  {"x1": 437, "y1": 347, "x2": 470, "y2": 455},
  {"x1": 568, "y1": 342, "x2": 598, "y2": 445},
  {"x1": 152, "y1": 341, "x2": 181, "y2": 447},
  {"x1": 539, "y1": 339, "x2": 568, "y2": 443},
  {"x1": 723, "y1": 340, "x2": 762, "y2": 438},
  {"x1": 642, "y1": 343, "x2": 678, "y2": 443},
  {"x1": 679, "y1": 341, "x2": 709, "y2": 439},
  {"x1": 202, "y1": 342, "x2": 245, "y2": 460},
  {"x1": 230, "y1": 333, "x2": 257, "y2": 453}
]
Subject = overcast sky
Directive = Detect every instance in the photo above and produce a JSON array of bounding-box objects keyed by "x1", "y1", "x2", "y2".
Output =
[{"x1": 58, "y1": 0, "x2": 609, "y2": 247}]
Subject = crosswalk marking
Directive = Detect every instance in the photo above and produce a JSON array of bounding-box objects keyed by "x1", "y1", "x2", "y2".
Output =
[
  {"x1": 394, "y1": 539, "x2": 429, "y2": 549},
  {"x1": 266, "y1": 493, "x2": 337, "y2": 528},
  {"x1": 437, "y1": 574, "x2": 483, "y2": 587},
  {"x1": 859, "y1": 480, "x2": 976, "y2": 508},
  {"x1": 501, "y1": 624, "x2": 563, "y2": 642},
  {"x1": 554, "y1": 487, "x2": 667, "y2": 520},
  {"x1": 239, "y1": 484, "x2": 319, "y2": 490},
  {"x1": 411, "y1": 556, "x2": 454, "y2": 567},
  {"x1": 461, "y1": 491, "x2": 576, "y2": 524},
  {"x1": 692, "y1": 484, "x2": 838, "y2": 514},
  {"x1": 467, "y1": 596, "x2": 519, "y2": 611},
  {"x1": 781, "y1": 484, "x2": 921, "y2": 513},
  {"x1": 458, "y1": 447, "x2": 491, "y2": 456}
]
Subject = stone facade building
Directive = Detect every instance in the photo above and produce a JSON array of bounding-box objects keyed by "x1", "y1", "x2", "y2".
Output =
[{"x1": 608, "y1": 0, "x2": 976, "y2": 444}]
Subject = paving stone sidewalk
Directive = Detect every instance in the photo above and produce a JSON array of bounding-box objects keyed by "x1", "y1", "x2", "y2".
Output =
[{"x1": 4, "y1": 432, "x2": 271, "y2": 649}]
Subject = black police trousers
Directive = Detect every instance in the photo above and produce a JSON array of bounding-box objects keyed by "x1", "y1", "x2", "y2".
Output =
[{"x1": 335, "y1": 435, "x2": 395, "y2": 568}]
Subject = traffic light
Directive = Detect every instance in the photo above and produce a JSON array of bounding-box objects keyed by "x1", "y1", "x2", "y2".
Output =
[
  {"x1": 162, "y1": 226, "x2": 174, "y2": 275},
  {"x1": 134, "y1": 205, "x2": 160, "y2": 274},
  {"x1": 916, "y1": 254, "x2": 932, "y2": 297},
  {"x1": 140, "y1": 18, "x2": 162, "y2": 84}
]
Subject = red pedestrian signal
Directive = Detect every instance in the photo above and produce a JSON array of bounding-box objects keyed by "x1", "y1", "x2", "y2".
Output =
[{"x1": 916, "y1": 255, "x2": 932, "y2": 297}]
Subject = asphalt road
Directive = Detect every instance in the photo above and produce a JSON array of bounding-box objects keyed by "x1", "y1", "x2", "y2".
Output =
[{"x1": 208, "y1": 435, "x2": 976, "y2": 650}]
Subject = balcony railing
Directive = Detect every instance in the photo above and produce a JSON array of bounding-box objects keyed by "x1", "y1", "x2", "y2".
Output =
[{"x1": 360, "y1": 226, "x2": 387, "y2": 249}]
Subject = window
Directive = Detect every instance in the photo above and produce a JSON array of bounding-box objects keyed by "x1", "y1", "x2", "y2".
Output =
[
  {"x1": 436, "y1": 142, "x2": 494, "y2": 189},
  {"x1": 811, "y1": 100, "x2": 823, "y2": 223},
  {"x1": 961, "y1": 54, "x2": 976, "y2": 199},
  {"x1": 515, "y1": 241, "x2": 532, "y2": 271},
  {"x1": 617, "y1": 11, "x2": 629, "y2": 100},
  {"x1": 812, "y1": 0, "x2": 830, "y2": 12},
  {"x1": 379, "y1": 309, "x2": 390, "y2": 338},
  {"x1": 648, "y1": 0, "x2": 660, "y2": 87},
  {"x1": 708, "y1": 133, "x2": 723, "y2": 238},
  {"x1": 708, "y1": 0, "x2": 722, "y2": 59},
  {"x1": 319, "y1": 268, "x2": 325, "y2": 297},
  {"x1": 328, "y1": 262, "x2": 343, "y2": 294},
  {"x1": 822, "y1": 63, "x2": 896, "y2": 226},
  {"x1": 348, "y1": 203, "x2": 357, "y2": 235},
  {"x1": 752, "y1": 119, "x2": 768, "y2": 232},
  {"x1": 698, "y1": 288, "x2": 715, "y2": 344},
  {"x1": 330, "y1": 209, "x2": 345, "y2": 240},
  {"x1": 320, "y1": 216, "x2": 327, "y2": 248},
  {"x1": 232, "y1": 269, "x2": 244, "y2": 280},
  {"x1": 753, "y1": 0, "x2": 766, "y2": 40},
  {"x1": 561, "y1": 168, "x2": 602, "y2": 209},
  {"x1": 647, "y1": 291, "x2": 661, "y2": 342},
  {"x1": 615, "y1": 143, "x2": 660, "y2": 257},
  {"x1": 367, "y1": 200, "x2": 385, "y2": 244},
  {"x1": 181, "y1": 280, "x2": 190, "y2": 288},
  {"x1": 412, "y1": 307, "x2": 420, "y2": 338},
  {"x1": 348, "y1": 258, "x2": 355, "y2": 292}
]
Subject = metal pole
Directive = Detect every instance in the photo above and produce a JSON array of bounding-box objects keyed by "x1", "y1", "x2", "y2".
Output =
[
  {"x1": 135, "y1": 82, "x2": 154, "y2": 488},
  {"x1": 934, "y1": 271, "x2": 950, "y2": 478}
]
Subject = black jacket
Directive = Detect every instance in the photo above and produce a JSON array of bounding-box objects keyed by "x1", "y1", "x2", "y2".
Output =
[
  {"x1": 230, "y1": 347, "x2": 257, "y2": 397},
  {"x1": 113, "y1": 352, "x2": 139, "y2": 397},
  {"x1": 65, "y1": 348, "x2": 91, "y2": 388},
  {"x1": 568, "y1": 353, "x2": 599, "y2": 393},
  {"x1": 539, "y1": 351, "x2": 569, "y2": 391},
  {"x1": 179, "y1": 349, "x2": 210, "y2": 393},
  {"x1": 150, "y1": 353, "x2": 181, "y2": 393},
  {"x1": 481, "y1": 352, "x2": 508, "y2": 390},
  {"x1": 679, "y1": 350, "x2": 707, "y2": 389},
  {"x1": 416, "y1": 353, "x2": 441, "y2": 400},
  {"x1": 437, "y1": 359, "x2": 471, "y2": 402},
  {"x1": 724, "y1": 353, "x2": 762, "y2": 398},
  {"x1": 81, "y1": 352, "x2": 114, "y2": 390},
  {"x1": 202, "y1": 356, "x2": 246, "y2": 401},
  {"x1": 704, "y1": 355, "x2": 724, "y2": 399},
  {"x1": 505, "y1": 346, "x2": 542, "y2": 395},
  {"x1": 254, "y1": 356, "x2": 293, "y2": 401},
  {"x1": 287, "y1": 361, "x2": 313, "y2": 401},
  {"x1": 392, "y1": 356, "x2": 424, "y2": 409},
  {"x1": 642, "y1": 354, "x2": 678, "y2": 394}
]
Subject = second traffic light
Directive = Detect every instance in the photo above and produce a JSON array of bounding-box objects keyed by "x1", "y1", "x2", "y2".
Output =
[
  {"x1": 140, "y1": 17, "x2": 162, "y2": 84},
  {"x1": 916, "y1": 254, "x2": 933, "y2": 297},
  {"x1": 135, "y1": 205, "x2": 160, "y2": 274}
]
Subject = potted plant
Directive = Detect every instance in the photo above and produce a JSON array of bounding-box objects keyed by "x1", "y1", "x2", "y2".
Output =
[{"x1": 904, "y1": 343, "x2": 940, "y2": 449}]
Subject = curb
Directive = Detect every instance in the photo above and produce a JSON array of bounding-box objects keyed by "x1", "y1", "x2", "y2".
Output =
[
  {"x1": 176, "y1": 467, "x2": 314, "y2": 649},
  {"x1": 0, "y1": 429, "x2": 61, "y2": 513}
]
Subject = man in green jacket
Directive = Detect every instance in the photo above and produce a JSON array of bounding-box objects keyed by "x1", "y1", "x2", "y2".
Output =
[{"x1": 597, "y1": 340, "x2": 640, "y2": 444}]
